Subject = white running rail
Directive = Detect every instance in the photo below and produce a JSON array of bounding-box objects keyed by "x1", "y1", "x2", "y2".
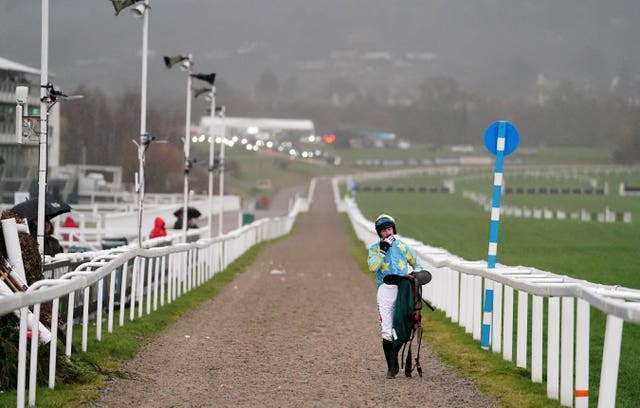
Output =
[
  {"x1": 0, "y1": 179, "x2": 315, "y2": 408},
  {"x1": 333, "y1": 174, "x2": 640, "y2": 408}
]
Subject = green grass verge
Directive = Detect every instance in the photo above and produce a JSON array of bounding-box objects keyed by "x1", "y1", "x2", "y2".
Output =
[
  {"x1": 341, "y1": 212, "x2": 562, "y2": 408},
  {"x1": 352, "y1": 166, "x2": 640, "y2": 407}
]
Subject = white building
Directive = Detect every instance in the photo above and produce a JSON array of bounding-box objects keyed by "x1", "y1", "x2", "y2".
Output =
[{"x1": 0, "y1": 56, "x2": 60, "y2": 204}]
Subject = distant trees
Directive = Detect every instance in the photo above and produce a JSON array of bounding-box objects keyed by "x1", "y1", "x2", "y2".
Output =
[
  {"x1": 60, "y1": 86, "x2": 115, "y2": 166},
  {"x1": 254, "y1": 68, "x2": 280, "y2": 105},
  {"x1": 60, "y1": 72, "x2": 640, "y2": 176},
  {"x1": 612, "y1": 105, "x2": 640, "y2": 164},
  {"x1": 61, "y1": 87, "x2": 186, "y2": 193}
]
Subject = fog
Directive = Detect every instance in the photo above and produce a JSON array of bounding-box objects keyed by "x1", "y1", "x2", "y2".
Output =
[
  {"x1": 2, "y1": 1, "x2": 640, "y2": 102},
  {"x1": 2, "y1": 1, "x2": 640, "y2": 158}
]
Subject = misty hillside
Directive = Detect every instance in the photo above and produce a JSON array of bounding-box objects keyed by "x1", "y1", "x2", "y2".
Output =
[
  {"x1": 165, "y1": 0, "x2": 640, "y2": 101},
  {"x1": 2, "y1": 0, "x2": 640, "y2": 103}
]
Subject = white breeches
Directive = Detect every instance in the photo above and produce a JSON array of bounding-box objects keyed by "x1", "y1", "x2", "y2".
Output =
[{"x1": 377, "y1": 283, "x2": 398, "y2": 341}]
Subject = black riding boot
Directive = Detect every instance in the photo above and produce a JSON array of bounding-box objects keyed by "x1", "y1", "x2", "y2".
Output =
[
  {"x1": 392, "y1": 345, "x2": 401, "y2": 377},
  {"x1": 382, "y1": 339, "x2": 398, "y2": 379}
]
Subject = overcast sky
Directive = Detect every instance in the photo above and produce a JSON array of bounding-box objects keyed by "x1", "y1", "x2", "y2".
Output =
[{"x1": 2, "y1": 1, "x2": 640, "y2": 105}]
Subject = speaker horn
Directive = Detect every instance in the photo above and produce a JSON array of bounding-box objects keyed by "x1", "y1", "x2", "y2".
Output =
[
  {"x1": 110, "y1": 0, "x2": 143, "y2": 16},
  {"x1": 191, "y1": 72, "x2": 216, "y2": 86},
  {"x1": 193, "y1": 87, "x2": 211, "y2": 99},
  {"x1": 164, "y1": 55, "x2": 189, "y2": 69}
]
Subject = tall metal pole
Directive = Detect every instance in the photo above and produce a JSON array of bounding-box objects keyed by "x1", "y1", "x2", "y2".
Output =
[
  {"x1": 136, "y1": 0, "x2": 149, "y2": 246},
  {"x1": 481, "y1": 120, "x2": 519, "y2": 350},
  {"x1": 217, "y1": 108, "x2": 225, "y2": 236},
  {"x1": 207, "y1": 87, "x2": 216, "y2": 236},
  {"x1": 36, "y1": 0, "x2": 49, "y2": 262},
  {"x1": 182, "y1": 55, "x2": 193, "y2": 242}
]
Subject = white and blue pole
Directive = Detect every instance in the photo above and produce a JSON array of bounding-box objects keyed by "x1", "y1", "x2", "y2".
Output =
[{"x1": 482, "y1": 121, "x2": 519, "y2": 350}]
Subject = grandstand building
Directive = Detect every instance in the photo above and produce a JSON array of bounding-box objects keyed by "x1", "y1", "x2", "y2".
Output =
[{"x1": 0, "y1": 56, "x2": 60, "y2": 204}]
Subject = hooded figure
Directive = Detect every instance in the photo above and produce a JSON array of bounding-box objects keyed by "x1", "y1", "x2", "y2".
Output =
[{"x1": 149, "y1": 217, "x2": 167, "y2": 239}]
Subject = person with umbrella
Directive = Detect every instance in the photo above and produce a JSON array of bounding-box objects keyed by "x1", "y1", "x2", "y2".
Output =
[
  {"x1": 173, "y1": 207, "x2": 201, "y2": 230},
  {"x1": 10, "y1": 194, "x2": 71, "y2": 256}
]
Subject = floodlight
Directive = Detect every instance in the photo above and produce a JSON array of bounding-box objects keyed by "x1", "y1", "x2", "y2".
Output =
[
  {"x1": 163, "y1": 55, "x2": 189, "y2": 69},
  {"x1": 130, "y1": 3, "x2": 149, "y2": 17},
  {"x1": 110, "y1": 0, "x2": 143, "y2": 16},
  {"x1": 191, "y1": 72, "x2": 216, "y2": 85},
  {"x1": 193, "y1": 87, "x2": 210, "y2": 99}
]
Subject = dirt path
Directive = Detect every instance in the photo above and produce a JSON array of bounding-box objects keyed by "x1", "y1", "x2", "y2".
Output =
[{"x1": 91, "y1": 178, "x2": 498, "y2": 408}]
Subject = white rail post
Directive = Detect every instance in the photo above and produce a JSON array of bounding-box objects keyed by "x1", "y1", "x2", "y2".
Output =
[
  {"x1": 547, "y1": 296, "x2": 560, "y2": 399},
  {"x1": 82, "y1": 286, "x2": 90, "y2": 352},
  {"x1": 66, "y1": 291, "x2": 75, "y2": 357},
  {"x1": 575, "y1": 298, "x2": 590, "y2": 407},
  {"x1": 516, "y1": 290, "x2": 528, "y2": 368},
  {"x1": 531, "y1": 295, "x2": 543, "y2": 382},
  {"x1": 459, "y1": 274, "x2": 468, "y2": 331},
  {"x1": 492, "y1": 281, "x2": 503, "y2": 353},
  {"x1": 503, "y1": 285, "x2": 514, "y2": 362},
  {"x1": 48, "y1": 297, "x2": 59, "y2": 388},
  {"x1": 473, "y1": 275, "x2": 482, "y2": 340},
  {"x1": 560, "y1": 296, "x2": 575, "y2": 406},
  {"x1": 597, "y1": 314, "x2": 624, "y2": 408},
  {"x1": 97, "y1": 278, "x2": 103, "y2": 340},
  {"x1": 108, "y1": 269, "x2": 116, "y2": 332},
  {"x1": 28, "y1": 303, "x2": 41, "y2": 406},
  {"x1": 17, "y1": 307, "x2": 29, "y2": 408},
  {"x1": 451, "y1": 269, "x2": 460, "y2": 323}
]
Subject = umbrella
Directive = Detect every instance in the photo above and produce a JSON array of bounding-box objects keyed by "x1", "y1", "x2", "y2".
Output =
[
  {"x1": 10, "y1": 194, "x2": 72, "y2": 221},
  {"x1": 173, "y1": 207, "x2": 201, "y2": 219}
]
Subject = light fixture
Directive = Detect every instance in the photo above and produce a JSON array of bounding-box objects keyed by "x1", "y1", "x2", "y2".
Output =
[
  {"x1": 130, "y1": 2, "x2": 149, "y2": 17},
  {"x1": 163, "y1": 55, "x2": 189, "y2": 69},
  {"x1": 193, "y1": 87, "x2": 211, "y2": 99},
  {"x1": 191, "y1": 72, "x2": 216, "y2": 86},
  {"x1": 40, "y1": 82, "x2": 83, "y2": 104},
  {"x1": 110, "y1": 0, "x2": 143, "y2": 16}
]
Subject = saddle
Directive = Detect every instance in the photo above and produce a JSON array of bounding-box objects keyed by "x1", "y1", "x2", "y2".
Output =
[{"x1": 383, "y1": 270, "x2": 434, "y2": 377}]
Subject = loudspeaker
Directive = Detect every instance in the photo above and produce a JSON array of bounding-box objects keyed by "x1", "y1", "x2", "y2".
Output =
[
  {"x1": 164, "y1": 55, "x2": 188, "y2": 69},
  {"x1": 191, "y1": 72, "x2": 216, "y2": 85},
  {"x1": 193, "y1": 87, "x2": 211, "y2": 99},
  {"x1": 110, "y1": 0, "x2": 142, "y2": 16}
]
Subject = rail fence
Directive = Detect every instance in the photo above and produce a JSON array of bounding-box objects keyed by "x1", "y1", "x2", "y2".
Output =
[
  {"x1": 0, "y1": 179, "x2": 315, "y2": 408},
  {"x1": 333, "y1": 174, "x2": 640, "y2": 408},
  {"x1": 463, "y1": 191, "x2": 633, "y2": 224}
]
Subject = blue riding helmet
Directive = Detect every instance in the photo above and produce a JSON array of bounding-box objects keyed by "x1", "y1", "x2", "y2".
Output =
[{"x1": 375, "y1": 213, "x2": 397, "y2": 237}]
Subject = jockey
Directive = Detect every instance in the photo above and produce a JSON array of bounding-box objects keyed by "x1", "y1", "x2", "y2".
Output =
[{"x1": 368, "y1": 213, "x2": 422, "y2": 379}]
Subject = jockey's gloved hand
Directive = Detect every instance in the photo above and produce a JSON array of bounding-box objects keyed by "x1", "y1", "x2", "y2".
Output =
[{"x1": 379, "y1": 240, "x2": 391, "y2": 253}]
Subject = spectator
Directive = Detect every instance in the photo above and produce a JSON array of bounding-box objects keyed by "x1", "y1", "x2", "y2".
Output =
[
  {"x1": 149, "y1": 217, "x2": 168, "y2": 238},
  {"x1": 28, "y1": 219, "x2": 64, "y2": 257},
  {"x1": 61, "y1": 216, "x2": 79, "y2": 242}
]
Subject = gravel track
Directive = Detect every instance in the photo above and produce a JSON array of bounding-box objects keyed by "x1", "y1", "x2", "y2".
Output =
[{"x1": 91, "y1": 178, "x2": 498, "y2": 408}]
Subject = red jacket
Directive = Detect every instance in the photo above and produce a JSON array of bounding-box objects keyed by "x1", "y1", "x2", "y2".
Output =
[{"x1": 149, "y1": 217, "x2": 167, "y2": 238}]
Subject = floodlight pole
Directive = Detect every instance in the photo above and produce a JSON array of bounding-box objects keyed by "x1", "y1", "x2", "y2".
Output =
[
  {"x1": 36, "y1": 0, "x2": 49, "y2": 263},
  {"x1": 217, "y1": 107, "x2": 225, "y2": 236},
  {"x1": 207, "y1": 87, "x2": 216, "y2": 236},
  {"x1": 182, "y1": 55, "x2": 193, "y2": 242},
  {"x1": 136, "y1": 0, "x2": 150, "y2": 247}
]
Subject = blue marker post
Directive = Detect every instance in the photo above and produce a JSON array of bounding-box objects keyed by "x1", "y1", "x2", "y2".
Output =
[{"x1": 481, "y1": 121, "x2": 519, "y2": 350}]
